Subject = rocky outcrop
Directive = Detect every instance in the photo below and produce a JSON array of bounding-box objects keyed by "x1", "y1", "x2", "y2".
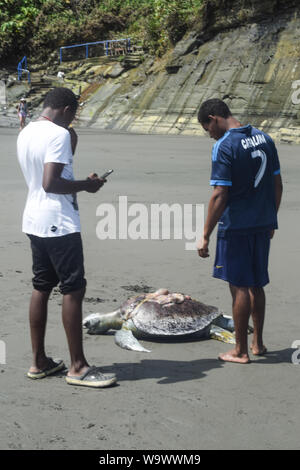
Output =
[
  {"x1": 2, "y1": 1, "x2": 300, "y2": 142},
  {"x1": 73, "y1": 1, "x2": 300, "y2": 142},
  {"x1": 73, "y1": 2, "x2": 300, "y2": 141}
]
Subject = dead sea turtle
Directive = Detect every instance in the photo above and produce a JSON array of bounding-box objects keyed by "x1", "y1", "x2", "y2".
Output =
[{"x1": 82, "y1": 288, "x2": 245, "y2": 352}]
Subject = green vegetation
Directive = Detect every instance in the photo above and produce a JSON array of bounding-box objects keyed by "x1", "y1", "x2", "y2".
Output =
[{"x1": 0, "y1": 0, "x2": 203, "y2": 63}]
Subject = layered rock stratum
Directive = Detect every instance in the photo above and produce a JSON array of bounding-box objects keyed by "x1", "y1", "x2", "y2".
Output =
[{"x1": 2, "y1": 0, "x2": 300, "y2": 142}]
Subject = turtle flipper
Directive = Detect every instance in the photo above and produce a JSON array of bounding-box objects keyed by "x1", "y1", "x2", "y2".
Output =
[
  {"x1": 209, "y1": 325, "x2": 236, "y2": 344},
  {"x1": 213, "y1": 315, "x2": 235, "y2": 332},
  {"x1": 115, "y1": 327, "x2": 151, "y2": 353},
  {"x1": 213, "y1": 315, "x2": 254, "y2": 334}
]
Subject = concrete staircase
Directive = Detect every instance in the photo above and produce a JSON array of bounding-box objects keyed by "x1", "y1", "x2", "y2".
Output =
[
  {"x1": 25, "y1": 73, "x2": 55, "y2": 107},
  {"x1": 122, "y1": 51, "x2": 145, "y2": 69}
]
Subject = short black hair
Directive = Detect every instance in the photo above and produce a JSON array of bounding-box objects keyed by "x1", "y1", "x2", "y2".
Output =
[
  {"x1": 43, "y1": 87, "x2": 78, "y2": 112},
  {"x1": 198, "y1": 99, "x2": 232, "y2": 124}
]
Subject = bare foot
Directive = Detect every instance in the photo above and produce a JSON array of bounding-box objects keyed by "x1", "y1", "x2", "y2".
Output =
[
  {"x1": 218, "y1": 349, "x2": 251, "y2": 364},
  {"x1": 250, "y1": 344, "x2": 267, "y2": 356}
]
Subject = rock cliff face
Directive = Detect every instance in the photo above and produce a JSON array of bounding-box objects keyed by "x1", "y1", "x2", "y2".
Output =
[
  {"x1": 2, "y1": 1, "x2": 300, "y2": 142},
  {"x1": 76, "y1": 0, "x2": 300, "y2": 142}
]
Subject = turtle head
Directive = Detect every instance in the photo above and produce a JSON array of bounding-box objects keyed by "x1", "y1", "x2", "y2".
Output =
[{"x1": 82, "y1": 310, "x2": 122, "y2": 335}]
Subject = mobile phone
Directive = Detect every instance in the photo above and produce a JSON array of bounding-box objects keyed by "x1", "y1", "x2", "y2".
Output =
[{"x1": 101, "y1": 169, "x2": 114, "y2": 179}]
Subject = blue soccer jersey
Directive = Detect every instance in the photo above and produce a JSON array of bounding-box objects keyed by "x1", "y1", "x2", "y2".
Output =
[{"x1": 210, "y1": 125, "x2": 280, "y2": 233}]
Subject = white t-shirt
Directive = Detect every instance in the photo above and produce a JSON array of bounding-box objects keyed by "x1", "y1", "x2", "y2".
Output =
[{"x1": 17, "y1": 120, "x2": 81, "y2": 237}]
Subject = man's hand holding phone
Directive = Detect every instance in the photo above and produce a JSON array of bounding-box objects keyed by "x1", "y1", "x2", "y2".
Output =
[
  {"x1": 86, "y1": 173, "x2": 105, "y2": 193},
  {"x1": 85, "y1": 170, "x2": 113, "y2": 193}
]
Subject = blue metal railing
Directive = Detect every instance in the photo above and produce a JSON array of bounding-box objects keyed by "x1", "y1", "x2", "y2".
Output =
[
  {"x1": 59, "y1": 38, "x2": 131, "y2": 63},
  {"x1": 17, "y1": 56, "x2": 31, "y2": 84}
]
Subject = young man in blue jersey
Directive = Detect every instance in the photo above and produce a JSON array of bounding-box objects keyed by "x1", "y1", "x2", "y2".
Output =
[{"x1": 197, "y1": 99, "x2": 283, "y2": 364}]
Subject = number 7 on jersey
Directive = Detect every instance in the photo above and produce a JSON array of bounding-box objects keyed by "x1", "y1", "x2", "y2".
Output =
[{"x1": 251, "y1": 149, "x2": 267, "y2": 188}]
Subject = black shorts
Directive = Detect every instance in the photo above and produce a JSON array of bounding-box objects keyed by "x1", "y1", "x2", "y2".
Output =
[{"x1": 27, "y1": 232, "x2": 87, "y2": 294}]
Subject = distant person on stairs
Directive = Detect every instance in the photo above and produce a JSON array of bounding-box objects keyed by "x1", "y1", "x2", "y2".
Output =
[{"x1": 17, "y1": 97, "x2": 29, "y2": 130}]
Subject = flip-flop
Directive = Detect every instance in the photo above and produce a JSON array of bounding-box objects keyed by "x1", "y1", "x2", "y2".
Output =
[
  {"x1": 27, "y1": 358, "x2": 65, "y2": 379},
  {"x1": 66, "y1": 366, "x2": 117, "y2": 388}
]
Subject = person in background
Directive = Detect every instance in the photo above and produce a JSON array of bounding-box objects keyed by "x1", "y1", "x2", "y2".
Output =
[{"x1": 17, "y1": 97, "x2": 29, "y2": 130}]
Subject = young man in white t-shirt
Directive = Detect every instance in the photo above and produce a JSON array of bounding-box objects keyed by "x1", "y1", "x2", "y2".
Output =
[{"x1": 17, "y1": 87, "x2": 116, "y2": 388}]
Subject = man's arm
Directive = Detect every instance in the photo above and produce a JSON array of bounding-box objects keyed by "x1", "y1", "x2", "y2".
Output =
[
  {"x1": 68, "y1": 127, "x2": 78, "y2": 155},
  {"x1": 270, "y1": 173, "x2": 283, "y2": 239},
  {"x1": 274, "y1": 173, "x2": 283, "y2": 212},
  {"x1": 43, "y1": 162, "x2": 105, "y2": 194},
  {"x1": 197, "y1": 185, "x2": 228, "y2": 258}
]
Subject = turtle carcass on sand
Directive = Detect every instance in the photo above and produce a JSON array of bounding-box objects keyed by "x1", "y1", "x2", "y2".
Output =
[{"x1": 83, "y1": 289, "x2": 250, "y2": 352}]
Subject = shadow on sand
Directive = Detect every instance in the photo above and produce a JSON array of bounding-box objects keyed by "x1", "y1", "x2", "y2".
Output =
[
  {"x1": 54, "y1": 348, "x2": 295, "y2": 386},
  {"x1": 103, "y1": 358, "x2": 224, "y2": 384},
  {"x1": 55, "y1": 357, "x2": 223, "y2": 385},
  {"x1": 252, "y1": 348, "x2": 296, "y2": 365},
  {"x1": 104, "y1": 348, "x2": 296, "y2": 384}
]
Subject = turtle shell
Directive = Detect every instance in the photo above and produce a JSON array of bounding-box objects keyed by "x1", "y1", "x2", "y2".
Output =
[{"x1": 121, "y1": 295, "x2": 221, "y2": 336}]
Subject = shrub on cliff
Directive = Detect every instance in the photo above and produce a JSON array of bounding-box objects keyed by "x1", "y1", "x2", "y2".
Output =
[{"x1": 0, "y1": 0, "x2": 203, "y2": 64}]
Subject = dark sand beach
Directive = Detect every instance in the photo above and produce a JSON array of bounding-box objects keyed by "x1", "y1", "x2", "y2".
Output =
[{"x1": 0, "y1": 127, "x2": 299, "y2": 450}]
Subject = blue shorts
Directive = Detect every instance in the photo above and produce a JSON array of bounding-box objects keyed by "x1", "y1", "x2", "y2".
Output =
[{"x1": 213, "y1": 230, "x2": 271, "y2": 288}]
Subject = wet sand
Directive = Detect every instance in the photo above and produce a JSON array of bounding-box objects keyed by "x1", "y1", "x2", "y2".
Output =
[{"x1": 0, "y1": 127, "x2": 299, "y2": 450}]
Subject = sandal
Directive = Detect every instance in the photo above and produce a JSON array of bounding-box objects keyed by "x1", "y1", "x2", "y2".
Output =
[
  {"x1": 66, "y1": 366, "x2": 117, "y2": 388},
  {"x1": 27, "y1": 358, "x2": 65, "y2": 379}
]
